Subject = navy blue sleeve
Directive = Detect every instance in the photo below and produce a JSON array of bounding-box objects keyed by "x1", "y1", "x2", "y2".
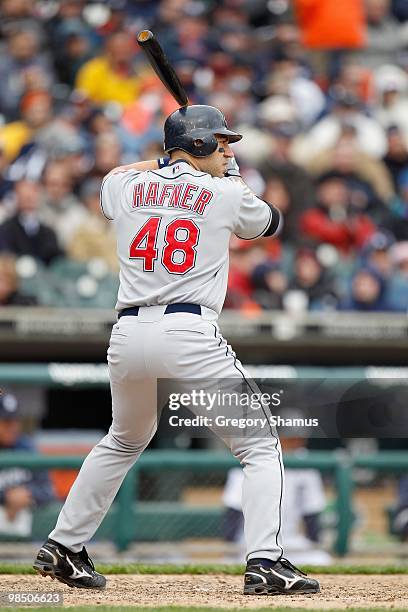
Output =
[{"x1": 263, "y1": 203, "x2": 282, "y2": 237}]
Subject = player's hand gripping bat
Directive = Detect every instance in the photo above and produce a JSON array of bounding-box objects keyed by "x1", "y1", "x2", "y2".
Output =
[{"x1": 137, "y1": 30, "x2": 189, "y2": 107}]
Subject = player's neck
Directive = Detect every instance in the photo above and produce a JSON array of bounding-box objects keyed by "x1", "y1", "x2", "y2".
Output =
[{"x1": 169, "y1": 152, "x2": 200, "y2": 172}]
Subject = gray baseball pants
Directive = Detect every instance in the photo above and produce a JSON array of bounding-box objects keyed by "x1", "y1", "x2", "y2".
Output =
[{"x1": 49, "y1": 306, "x2": 284, "y2": 561}]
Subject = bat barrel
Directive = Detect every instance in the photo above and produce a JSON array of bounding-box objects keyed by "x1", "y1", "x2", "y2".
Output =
[
  {"x1": 137, "y1": 29, "x2": 189, "y2": 108},
  {"x1": 137, "y1": 30, "x2": 153, "y2": 43}
]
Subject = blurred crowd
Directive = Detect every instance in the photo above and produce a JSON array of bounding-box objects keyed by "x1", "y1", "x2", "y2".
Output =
[{"x1": 0, "y1": 0, "x2": 408, "y2": 312}]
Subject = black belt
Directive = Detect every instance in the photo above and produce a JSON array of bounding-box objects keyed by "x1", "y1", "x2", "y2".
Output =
[{"x1": 118, "y1": 303, "x2": 202, "y2": 319}]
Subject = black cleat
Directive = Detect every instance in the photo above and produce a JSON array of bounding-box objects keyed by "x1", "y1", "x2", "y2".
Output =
[
  {"x1": 244, "y1": 557, "x2": 320, "y2": 595},
  {"x1": 33, "y1": 539, "x2": 106, "y2": 589}
]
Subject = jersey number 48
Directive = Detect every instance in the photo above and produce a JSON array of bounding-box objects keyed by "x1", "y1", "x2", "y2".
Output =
[{"x1": 129, "y1": 216, "x2": 200, "y2": 275}]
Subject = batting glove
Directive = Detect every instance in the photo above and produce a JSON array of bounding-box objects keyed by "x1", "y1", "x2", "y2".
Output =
[{"x1": 225, "y1": 157, "x2": 241, "y2": 177}]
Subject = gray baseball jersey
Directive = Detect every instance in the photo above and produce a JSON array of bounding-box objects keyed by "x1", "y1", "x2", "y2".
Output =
[{"x1": 100, "y1": 161, "x2": 273, "y2": 313}]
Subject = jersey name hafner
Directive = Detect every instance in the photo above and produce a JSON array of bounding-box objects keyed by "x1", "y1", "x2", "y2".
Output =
[{"x1": 132, "y1": 181, "x2": 213, "y2": 215}]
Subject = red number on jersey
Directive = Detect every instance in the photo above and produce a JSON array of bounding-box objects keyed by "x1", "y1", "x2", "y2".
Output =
[
  {"x1": 129, "y1": 217, "x2": 199, "y2": 274},
  {"x1": 129, "y1": 216, "x2": 161, "y2": 271},
  {"x1": 162, "y1": 218, "x2": 200, "y2": 275}
]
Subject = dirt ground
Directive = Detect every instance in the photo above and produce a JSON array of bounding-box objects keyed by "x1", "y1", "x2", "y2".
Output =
[{"x1": 1, "y1": 574, "x2": 408, "y2": 610}]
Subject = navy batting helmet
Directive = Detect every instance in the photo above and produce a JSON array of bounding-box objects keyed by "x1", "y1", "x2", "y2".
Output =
[{"x1": 164, "y1": 105, "x2": 242, "y2": 157}]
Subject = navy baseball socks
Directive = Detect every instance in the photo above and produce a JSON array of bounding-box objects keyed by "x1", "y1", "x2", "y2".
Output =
[
  {"x1": 244, "y1": 557, "x2": 320, "y2": 595},
  {"x1": 33, "y1": 539, "x2": 106, "y2": 589}
]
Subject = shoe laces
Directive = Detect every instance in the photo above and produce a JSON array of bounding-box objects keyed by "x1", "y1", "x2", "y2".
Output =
[
  {"x1": 279, "y1": 557, "x2": 307, "y2": 576},
  {"x1": 78, "y1": 547, "x2": 95, "y2": 571}
]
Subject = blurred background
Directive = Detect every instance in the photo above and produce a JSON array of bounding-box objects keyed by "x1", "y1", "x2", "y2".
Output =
[{"x1": 0, "y1": 0, "x2": 407, "y2": 566}]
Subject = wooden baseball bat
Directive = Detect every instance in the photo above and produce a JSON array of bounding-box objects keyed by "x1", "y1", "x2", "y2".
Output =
[{"x1": 137, "y1": 30, "x2": 189, "y2": 107}]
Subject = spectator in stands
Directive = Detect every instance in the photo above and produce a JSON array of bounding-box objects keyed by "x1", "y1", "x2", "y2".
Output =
[
  {"x1": 45, "y1": 137, "x2": 88, "y2": 197},
  {"x1": 0, "y1": 254, "x2": 37, "y2": 306},
  {"x1": 97, "y1": 0, "x2": 137, "y2": 38},
  {"x1": 212, "y1": 22, "x2": 255, "y2": 67},
  {"x1": 88, "y1": 132, "x2": 123, "y2": 181},
  {"x1": 0, "y1": 90, "x2": 54, "y2": 163},
  {"x1": 332, "y1": 59, "x2": 374, "y2": 106},
  {"x1": 45, "y1": 0, "x2": 88, "y2": 48},
  {"x1": 67, "y1": 178, "x2": 118, "y2": 271},
  {"x1": 383, "y1": 125, "x2": 408, "y2": 191},
  {"x1": 257, "y1": 102, "x2": 316, "y2": 214},
  {"x1": 0, "y1": 179, "x2": 62, "y2": 265},
  {"x1": 390, "y1": 241, "x2": 408, "y2": 276},
  {"x1": 374, "y1": 65, "x2": 408, "y2": 140},
  {"x1": 352, "y1": 0, "x2": 408, "y2": 70},
  {"x1": 224, "y1": 240, "x2": 265, "y2": 311},
  {"x1": 152, "y1": 0, "x2": 193, "y2": 39},
  {"x1": 288, "y1": 247, "x2": 339, "y2": 310},
  {"x1": 171, "y1": 14, "x2": 210, "y2": 64},
  {"x1": 358, "y1": 233, "x2": 408, "y2": 311},
  {"x1": 360, "y1": 230, "x2": 395, "y2": 278},
  {"x1": 300, "y1": 173, "x2": 376, "y2": 253},
  {"x1": 388, "y1": 241, "x2": 408, "y2": 310},
  {"x1": 261, "y1": 175, "x2": 301, "y2": 243},
  {"x1": 34, "y1": 109, "x2": 85, "y2": 162},
  {"x1": 47, "y1": 0, "x2": 95, "y2": 87},
  {"x1": 296, "y1": 89, "x2": 387, "y2": 160},
  {"x1": 2, "y1": 98, "x2": 86, "y2": 187},
  {"x1": 251, "y1": 262, "x2": 289, "y2": 310},
  {"x1": 66, "y1": 93, "x2": 116, "y2": 155},
  {"x1": 387, "y1": 168, "x2": 408, "y2": 240},
  {"x1": 339, "y1": 266, "x2": 399, "y2": 311},
  {"x1": 306, "y1": 125, "x2": 395, "y2": 207},
  {"x1": 0, "y1": 0, "x2": 45, "y2": 41},
  {"x1": 0, "y1": 28, "x2": 54, "y2": 122},
  {"x1": 243, "y1": 96, "x2": 299, "y2": 167},
  {"x1": 262, "y1": 55, "x2": 325, "y2": 128},
  {"x1": 40, "y1": 161, "x2": 86, "y2": 248},
  {"x1": 293, "y1": 0, "x2": 366, "y2": 52},
  {"x1": 75, "y1": 31, "x2": 142, "y2": 107},
  {"x1": 0, "y1": 392, "x2": 54, "y2": 536},
  {"x1": 119, "y1": 99, "x2": 170, "y2": 158}
]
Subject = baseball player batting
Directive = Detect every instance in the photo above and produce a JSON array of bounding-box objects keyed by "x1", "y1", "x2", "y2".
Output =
[{"x1": 33, "y1": 104, "x2": 320, "y2": 596}]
